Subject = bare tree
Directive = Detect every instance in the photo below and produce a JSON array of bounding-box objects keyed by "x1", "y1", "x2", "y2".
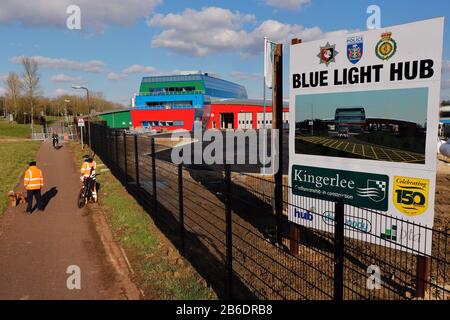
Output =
[
  {"x1": 4, "y1": 72, "x2": 23, "y2": 121},
  {"x1": 21, "y1": 57, "x2": 40, "y2": 132}
]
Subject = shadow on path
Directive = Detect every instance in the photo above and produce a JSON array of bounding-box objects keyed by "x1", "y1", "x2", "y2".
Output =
[{"x1": 41, "y1": 187, "x2": 58, "y2": 210}]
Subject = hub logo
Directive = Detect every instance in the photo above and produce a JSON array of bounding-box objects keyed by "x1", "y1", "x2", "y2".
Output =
[
  {"x1": 322, "y1": 211, "x2": 372, "y2": 233},
  {"x1": 294, "y1": 207, "x2": 315, "y2": 221}
]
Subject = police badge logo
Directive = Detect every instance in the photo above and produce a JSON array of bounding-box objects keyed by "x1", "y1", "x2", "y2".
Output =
[
  {"x1": 317, "y1": 42, "x2": 339, "y2": 66},
  {"x1": 347, "y1": 36, "x2": 363, "y2": 64},
  {"x1": 375, "y1": 32, "x2": 397, "y2": 61}
]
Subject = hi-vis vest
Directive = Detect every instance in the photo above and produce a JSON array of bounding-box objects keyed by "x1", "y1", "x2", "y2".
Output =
[
  {"x1": 80, "y1": 161, "x2": 96, "y2": 177},
  {"x1": 23, "y1": 166, "x2": 44, "y2": 190}
]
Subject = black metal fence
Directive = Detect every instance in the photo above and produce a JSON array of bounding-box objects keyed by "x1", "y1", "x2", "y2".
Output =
[{"x1": 89, "y1": 122, "x2": 449, "y2": 300}]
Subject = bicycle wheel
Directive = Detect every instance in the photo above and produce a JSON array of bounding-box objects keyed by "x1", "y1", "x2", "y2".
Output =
[{"x1": 77, "y1": 188, "x2": 86, "y2": 208}]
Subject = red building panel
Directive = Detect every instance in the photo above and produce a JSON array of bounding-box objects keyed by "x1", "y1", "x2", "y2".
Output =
[
  {"x1": 207, "y1": 104, "x2": 289, "y2": 129},
  {"x1": 130, "y1": 109, "x2": 195, "y2": 131},
  {"x1": 129, "y1": 103, "x2": 289, "y2": 131}
]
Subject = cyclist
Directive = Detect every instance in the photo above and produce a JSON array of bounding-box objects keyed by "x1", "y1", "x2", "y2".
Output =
[
  {"x1": 80, "y1": 155, "x2": 97, "y2": 202},
  {"x1": 52, "y1": 132, "x2": 59, "y2": 148}
]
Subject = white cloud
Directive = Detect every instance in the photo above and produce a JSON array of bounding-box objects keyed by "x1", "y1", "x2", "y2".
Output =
[
  {"x1": 51, "y1": 74, "x2": 83, "y2": 82},
  {"x1": 123, "y1": 64, "x2": 156, "y2": 75},
  {"x1": 266, "y1": 0, "x2": 311, "y2": 10},
  {"x1": 0, "y1": 74, "x2": 8, "y2": 82},
  {"x1": 230, "y1": 71, "x2": 263, "y2": 81},
  {"x1": 107, "y1": 72, "x2": 127, "y2": 81},
  {"x1": 107, "y1": 64, "x2": 156, "y2": 81},
  {"x1": 148, "y1": 7, "x2": 352, "y2": 56},
  {"x1": 148, "y1": 7, "x2": 256, "y2": 56},
  {"x1": 0, "y1": 0, "x2": 161, "y2": 31},
  {"x1": 11, "y1": 55, "x2": 105, "y2": 73},
  {"x1": 54, "y1": 88, "x2": 70, "y2": 96}
]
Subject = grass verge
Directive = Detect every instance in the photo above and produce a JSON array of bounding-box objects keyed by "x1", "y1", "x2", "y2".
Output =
[
  {"x1": 67, "y1": 141, "x2": 216, "y2": 300},
  {"x1": 0, "y1": 140, "x2": 41, "y2": 215},
  {"x1": 0, "y1": 120, "x2": 43, "y2": 139}
]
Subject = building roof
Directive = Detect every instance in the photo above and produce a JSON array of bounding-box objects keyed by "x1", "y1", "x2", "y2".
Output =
[
  {"x1": 211, "y1": 98, "x2": 289, "y2": 108},
  {"x1": 97, "y1": 108, "x2": 131, "y2": 116},
  {"x1": 142, "y1": 72, "x2": 238, "y2": 86}
]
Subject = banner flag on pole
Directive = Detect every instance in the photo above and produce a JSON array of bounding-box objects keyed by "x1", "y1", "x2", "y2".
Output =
[{"x1": 264, "y1": 37, "x2": 276, "y2": 89}]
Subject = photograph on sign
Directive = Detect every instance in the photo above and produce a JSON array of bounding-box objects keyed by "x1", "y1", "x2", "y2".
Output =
[
  {"x1": 288, "y1": 18, "x2": 444, "y2": 255},
  {"x1": 294, "y1": 88, "x2": 428, "y2": 164}
]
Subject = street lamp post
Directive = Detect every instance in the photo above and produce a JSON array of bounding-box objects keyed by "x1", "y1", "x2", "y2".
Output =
[{"x1": 72, "y1": 85, "x2": 92, "y2": 147}]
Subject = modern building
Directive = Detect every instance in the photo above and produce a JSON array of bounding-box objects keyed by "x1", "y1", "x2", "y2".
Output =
[
  {"x1": 132, "y1": 72, "x2": 248, "y2": 131},
  {"x1": 98, "y1": 72, "x2": 290, "y2": 131},
  {"x1": 439, "y1": 105, "x2": 450, "y2": 137},
  {"x1": 335, "y1": 107, "x2": 366, "y2": 132},
  {"x1": 440, "y1": 106, "x2": 450, "y2": 124}
]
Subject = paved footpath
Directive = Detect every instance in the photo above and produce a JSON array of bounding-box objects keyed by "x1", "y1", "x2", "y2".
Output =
[{"x1": 0, "y1": 139, "x2": 138, "y2": 300}]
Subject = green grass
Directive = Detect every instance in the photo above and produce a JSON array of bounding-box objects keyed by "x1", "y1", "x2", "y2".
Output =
[
  {"x1": 0, "y1": 141, "x2": 41, "y2": 215},
  {"x1": 0, "y1": 121, "x2": 43, "y2": 138},
  {"x1": 67, "y1": 141, "x2": 215, "y2": 300}
]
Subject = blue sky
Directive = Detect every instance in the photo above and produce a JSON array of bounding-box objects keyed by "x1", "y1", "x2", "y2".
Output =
[{"x1": 0, "y1": 0, "x2": 449, "y2": 105}]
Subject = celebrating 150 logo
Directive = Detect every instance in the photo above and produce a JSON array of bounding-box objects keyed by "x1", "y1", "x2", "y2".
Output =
[{"x1": 393, "y1": 177, "x2": 429, "y2": 216}]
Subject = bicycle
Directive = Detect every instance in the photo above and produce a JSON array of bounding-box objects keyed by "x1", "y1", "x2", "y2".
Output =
[
  {"x1": 77, "y1": 173, "x2": 98, "y2": 208},
  {"x1": 52, "y1": 134, "x2": 59, "y2": 149}
]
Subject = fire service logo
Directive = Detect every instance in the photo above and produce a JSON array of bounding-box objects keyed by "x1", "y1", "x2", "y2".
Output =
[{"x1": 317, "y1": 42, "x2": 339, "y2": 66}]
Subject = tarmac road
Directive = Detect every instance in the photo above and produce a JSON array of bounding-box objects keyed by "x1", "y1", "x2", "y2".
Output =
[{"x1": 0, "y1": 138, "x2": 138, "y2": 300}]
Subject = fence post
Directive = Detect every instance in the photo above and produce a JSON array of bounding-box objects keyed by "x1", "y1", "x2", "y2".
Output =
[
  {"x1": 134, "y1": 135, "x2": 140, "y2": 187},
  {"x1": 178, "y1": 164, "x2": 185, "y2": 256},
  {"x1": 91, "y1": 124, "x2": 95, "y2": 151},
  {"x1": 224, "y1": 164, "x2": 233, "y2": 299},
  {"x1": 123, "y1": 131, "x2": 128, "y2": 184},
  {"x1": 334, "y1": 198, "x2": 344, "y2": 301},
  {"x1": 107, "y1": 128, "x2": 111, "y2": 166},
  {"x1": 151, "y1": 138, "x2": 157, "y2": 214},
  {"x1": 114, "y1": 130, "x2": 119, "y2": 174},
  {"x1": 289, "y1": 223, "x2": 300, "y2": 256},
  {"x1": 415, "y1": 255, "x2": 430, "y2": 298}
]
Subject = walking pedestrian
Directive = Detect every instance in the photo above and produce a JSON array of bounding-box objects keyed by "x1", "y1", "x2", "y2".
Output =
[{"x1": 23, "y1": 161, "x2": 44, "y2": 214}]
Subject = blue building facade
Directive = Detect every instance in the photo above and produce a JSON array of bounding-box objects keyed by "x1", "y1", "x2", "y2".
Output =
[{"x1": 133, "y1": 73, "x2": 247, "y2": 130}]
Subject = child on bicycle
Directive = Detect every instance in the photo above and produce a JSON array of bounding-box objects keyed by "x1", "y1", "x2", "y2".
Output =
[{"x1": 80, "y1": 155, "x2": 97, "y2": 202}]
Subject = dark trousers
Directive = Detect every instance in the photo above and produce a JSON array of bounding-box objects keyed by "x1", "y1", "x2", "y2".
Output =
[{"x1": 26, "y1": 189, "x2": 43, "y2": 212}]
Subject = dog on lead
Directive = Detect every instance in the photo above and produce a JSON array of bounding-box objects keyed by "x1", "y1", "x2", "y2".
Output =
[{"x1": 7, "y1": 191, "x2": 27, "y2": 208}]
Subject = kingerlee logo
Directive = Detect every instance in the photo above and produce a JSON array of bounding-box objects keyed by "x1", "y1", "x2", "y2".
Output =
[
  {"x1": 393, "y1": 176, "x2": 429, "y2": 216},
  {"x1": 356, "y1": 180, "x2": 387, "y2": 202},
  {"x1": 291, "y1": 165, "x2": 389, "y2": 211}
]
